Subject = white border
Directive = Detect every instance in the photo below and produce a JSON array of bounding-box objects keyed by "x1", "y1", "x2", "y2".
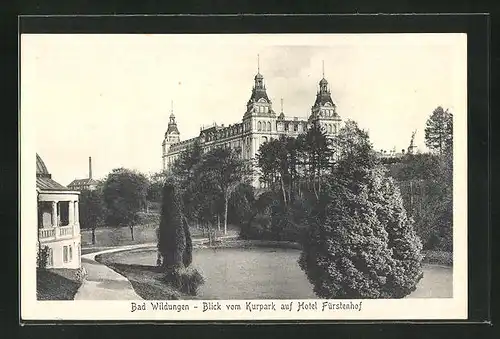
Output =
[{"x1": 20, "y1": 33, "x2": 468, "y2": 321}]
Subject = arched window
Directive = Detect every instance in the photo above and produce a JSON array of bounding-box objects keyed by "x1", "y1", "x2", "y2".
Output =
[
  {"x1": 257, "y1": 121, "x2": 262, "y2": 131},
  {"x1": 267, "y1": 122, "x2": 271, "y2": 132},
  {"x1": 262, "y1": 136, "x2": 268, "y2": 144},
  {"x1": 333, "y1": 124, "x2": 337, "y2": 133},
  {"x1": 328, "y1": 124, "x2": 332, "y2": 133}
]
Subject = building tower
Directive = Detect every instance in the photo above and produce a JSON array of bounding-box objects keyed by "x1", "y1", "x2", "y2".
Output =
[
  {"x1": 309, "y1": 61, "x2": 342, "y2": 137},
  {"x1": 242, "y1": 55, "x2": 275, "y2": 161},
  {"x1": 162, "y1": 101, "x2": 180, "y2": 171}
]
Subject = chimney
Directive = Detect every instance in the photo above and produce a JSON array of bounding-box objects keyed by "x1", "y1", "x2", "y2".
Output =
[{"x1": 88, "y1": 157, "x2": 92, "y2": 179}]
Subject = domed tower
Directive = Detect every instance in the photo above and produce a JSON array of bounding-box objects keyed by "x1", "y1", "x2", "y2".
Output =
[
  {"x1": 242, "y1": 55, "x2": 275, "y2": 161},
  {"x1": 309, "y1": 61, "x2": 342, "y2": 137},
  {"x1": 162, "y1": 101, "x2": 180, "y2": 171}
]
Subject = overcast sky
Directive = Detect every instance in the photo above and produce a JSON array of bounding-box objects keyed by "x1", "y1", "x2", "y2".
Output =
[{"x1": 21, "y1": 34, "x2": 466, "y2": 186}]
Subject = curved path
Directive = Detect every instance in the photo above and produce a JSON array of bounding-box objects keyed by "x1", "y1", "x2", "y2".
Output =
[
  {"x1": 74, "y1": 244, "x2": 154, "y2": 300},
  {"x1": 74, "y1": 236, "x2": 238, "y2": 300}
]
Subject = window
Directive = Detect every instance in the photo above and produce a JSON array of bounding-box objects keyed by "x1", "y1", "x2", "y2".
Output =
[
  {"x1": 63, "y1": 246, "x2": 68, "y2": 263},
  {"x1": 294, "y1": 124, "x2": 298, "y2": 132},
  {"x1": 267, "y1": 122, "x2": 271, "y2": 131},
  {"x1": 328, "y1": 124, "x2": 332, "y2": 133},
  {"x1": 333, "y1": 124, "x2": 337, "y2": 133},
  {"x1": 257, "y1": 121, "x2": 262, "y2": 131},
  {"x1": 69, "y1": 245, "x2": 73, "y2": 261}
]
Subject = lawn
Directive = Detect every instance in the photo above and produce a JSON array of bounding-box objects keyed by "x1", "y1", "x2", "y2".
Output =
[
  {"x1": 81, "y1": 223, "x2": 240, "y2": 249},
  {"x1": 36, "y1": 268, "x2": 83, "y2": 300}
]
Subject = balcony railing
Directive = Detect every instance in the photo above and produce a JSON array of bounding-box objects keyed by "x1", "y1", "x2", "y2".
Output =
[
  {"x1": 39, "y1": 228, "x2": 56, "y2": 239},
  {"x1": 38, "y1": 225, "x2": 76, "y2": 240},
  {"x1": 58, "y1": 225, "x2": 73, "y2": 237}
]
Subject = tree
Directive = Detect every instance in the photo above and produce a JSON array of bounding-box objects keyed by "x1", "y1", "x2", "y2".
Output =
[
  {"x1": 299, "y1": 174, "x2": 397, "y2": 298},
  {"x1": 157, "y1": 182, "x2": 186, "y2": 271},
  {"x1": 147, "y1": 171, "x2": 167, "y2": 206},
  {"x1": 299, "y1": 119, "x2": 423, "y2": 298},
  {"x1": 79, "y1": 189, "x2": 106, "y2": 245},
  {"x1": 300, "y1": 123, "x2": 334, "y2": 201},
  {"x1": 102, "y1": 168, "x2": 149, "y2": 240},
  {"x1": 424, "y1": 107, "x2": 453, "y2": 155},
  {"x1": 372, "y1": 171, "x2": 424, "y2": 297},
  {"x1": 199, "y1": 147, "x2": 252, "y2": 235}
]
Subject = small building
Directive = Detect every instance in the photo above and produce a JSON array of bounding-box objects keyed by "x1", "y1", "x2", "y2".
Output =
[
  {"x1": 37, "y1": 154, "x2": 81, "y2": 269},
  {"x1": 68, "y1": 157, "x2": 98, "y2": 191}
]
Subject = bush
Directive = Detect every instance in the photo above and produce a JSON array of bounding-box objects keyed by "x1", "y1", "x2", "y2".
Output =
[
  {"x1": 161, "y1": 267, "x2": 205, "y2": 296},
  {"x1": 136, "y1": 211, "x2": 161, "y2": 225},
  {"x1": 300, "y1": 167, "x2": 424, "y2": 299},
  {"x1": 157, "y1": 183, "x2": 186, "y2": 270},
  {"x1": 37, "y1": 245, "x2": 50, "y2": 269}
]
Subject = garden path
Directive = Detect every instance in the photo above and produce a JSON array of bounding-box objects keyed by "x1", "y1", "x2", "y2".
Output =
[{"x1": 74, "y1": 235, "x2": 238, "y2": 300}]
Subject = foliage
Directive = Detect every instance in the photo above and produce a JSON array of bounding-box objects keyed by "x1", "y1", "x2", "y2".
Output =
[
  {"x1": 79, "y1": 189, "x2": 106, "y2": 229},
  {"x1": 182, "y1": 217, "x2": 193, "y2": 267},
  {"x1": 161, "y1": 267, "x2": 205, "y2": 296},
  {"x1": 37, "y1": 245, "x2": 50, "y2": 269},
  {"x1": 299, "y1": 175, "x2": 398, "y2": 298},
  {"x1": 147, "y1": 171, "x2": 168, "y2": 204},
  {"x1": 227, "y1": 183, "x2": 255, "y2": 226},
  {"x1": 372, "y1": 172, "x2": 424, "y2": 297},
  {"x1": 102, "y1": 168, "x2": 149, "y2": 226},
  {"x1": 299, "y1": 121, "x2": 423, "y2": 299},
  {"x1": 424, "y1": 106, "x2": 453, "y2": 155},
  {"x1": 257, "y1": 124, "x2": 334, "y2": 205},
  {"x1": 157, "y1": 183, "x2": 186, "y2": 270}
]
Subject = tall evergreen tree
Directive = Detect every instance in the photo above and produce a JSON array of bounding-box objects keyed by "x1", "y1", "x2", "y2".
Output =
[
  {"x1": 299, "y1": 119, "x2": 423, "y2": 299},
  {"x1": 424, "y1": 107, "x2": 453, "y2": 155},
  {"x1": 158, "y1": 182, "x2": 186, "y2": 271}
]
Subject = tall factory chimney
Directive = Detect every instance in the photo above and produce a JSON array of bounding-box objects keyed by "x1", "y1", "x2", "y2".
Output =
[{"x1": 89, "y1": 157, "x2": 92, "y2": 179}]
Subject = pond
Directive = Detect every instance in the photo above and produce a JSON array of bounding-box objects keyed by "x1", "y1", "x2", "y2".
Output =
[{"x1": 105, "y1": 247, "x2": 453, "y2": 299}]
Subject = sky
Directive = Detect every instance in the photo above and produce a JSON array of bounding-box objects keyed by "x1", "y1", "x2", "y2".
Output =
[{"x1": 21, "y1": 34, "x2": 467, "y2": 186}]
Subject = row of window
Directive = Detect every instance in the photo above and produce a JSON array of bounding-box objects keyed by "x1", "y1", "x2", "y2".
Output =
[
  {"x1": 254, "y1": 106, "x2": 270, "y2": 113},
  {"x1": 257, "y1": 121, "x2": 272, "y2": 132},
  {"x1": 321, "y1": 109, "x2": 336, "y2": 117},
  {"x1": 44, "y1": 243, "x2": 80, "y2": 267}
]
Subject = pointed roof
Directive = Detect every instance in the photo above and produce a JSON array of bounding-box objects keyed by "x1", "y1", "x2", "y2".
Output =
[{"x1": 166, "y1": 101, "x2": 180, "y2": 135}]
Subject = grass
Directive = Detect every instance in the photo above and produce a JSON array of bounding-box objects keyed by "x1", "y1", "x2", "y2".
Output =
[
  {"x1": 81, "y1": 223, "x2": 239, "y2": 249},
  {"x1": 422, "y1": 250, "x2": 453, "y2": 266},
  {"x1": 36, "y1": 268, "x2": 83, "y2": 300},
  {"x1": 96, "y1": 254, "x2": 182, "y2": 300}
]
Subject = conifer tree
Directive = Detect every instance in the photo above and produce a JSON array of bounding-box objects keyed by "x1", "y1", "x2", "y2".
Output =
[{"x1": 157, "y1": 182, "x2": 186, "y2": 271}]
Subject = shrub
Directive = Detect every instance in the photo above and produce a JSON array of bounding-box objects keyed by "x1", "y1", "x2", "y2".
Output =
[
  {"x1": 162, "y1": 267, "x2": 205, "y2": 296},
  {"x1": 157, "y1": 183, "x2": 186, "y2": 270},
  {"x1": 299, "y1": 179, "x2": 398, "y2": 299},
  {"x1": 373, "y1": 172, "x2": 424, "y2": 298},
  {"x1": 37, "y1": 245, "x2": 50, "y2": 269},
  {"x1": 300, "y1": 166, "x2": 424, "y2": 299}
]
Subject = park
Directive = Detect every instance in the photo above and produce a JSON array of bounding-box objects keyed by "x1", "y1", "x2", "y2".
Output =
[{"x1": 37, "y1": 107, "x2": 454, "y2": 302}]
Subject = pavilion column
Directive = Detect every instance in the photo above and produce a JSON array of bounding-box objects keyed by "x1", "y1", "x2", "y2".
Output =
[
  {"x1": 68, "y1": 200, "x2": 74, "y2": 226},
  {"x1": 51, "y1": 201, "x2": 58, "y2": 227},
  {"x1": 74, "y1": 201, "x2": 80, "y2": 234}
]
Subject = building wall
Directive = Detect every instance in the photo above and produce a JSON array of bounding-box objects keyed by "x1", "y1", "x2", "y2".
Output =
[{"x1": 40, "y1": 235, "x2": 82, "y2": 269}]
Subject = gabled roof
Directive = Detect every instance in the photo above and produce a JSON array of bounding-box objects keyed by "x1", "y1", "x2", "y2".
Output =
[
  {"x1": 68, "y1": 178, "x2": 98, "y2": 187},
  {"x1": 37, "y1": 177, "x2": 70, "y2": 191}
]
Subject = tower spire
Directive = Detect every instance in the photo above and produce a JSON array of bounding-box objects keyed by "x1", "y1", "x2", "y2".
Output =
[
  {"x1": 170, "y1": 100, "x2": 174, "y2": 114},
  {"x1": 281, "y1": 98, "x2": 283, "y2": 113},
  {"x1": 257, "y1": 54, "x2": 260, "y2": 73},
  {"x1": 322, "y1": 60, "x2": 325, "y2": 78}
]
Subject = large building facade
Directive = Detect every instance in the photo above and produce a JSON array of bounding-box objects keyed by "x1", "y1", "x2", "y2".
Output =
[{"x1": 162, "y1": 62, "x2": 343, "y2": 187}]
